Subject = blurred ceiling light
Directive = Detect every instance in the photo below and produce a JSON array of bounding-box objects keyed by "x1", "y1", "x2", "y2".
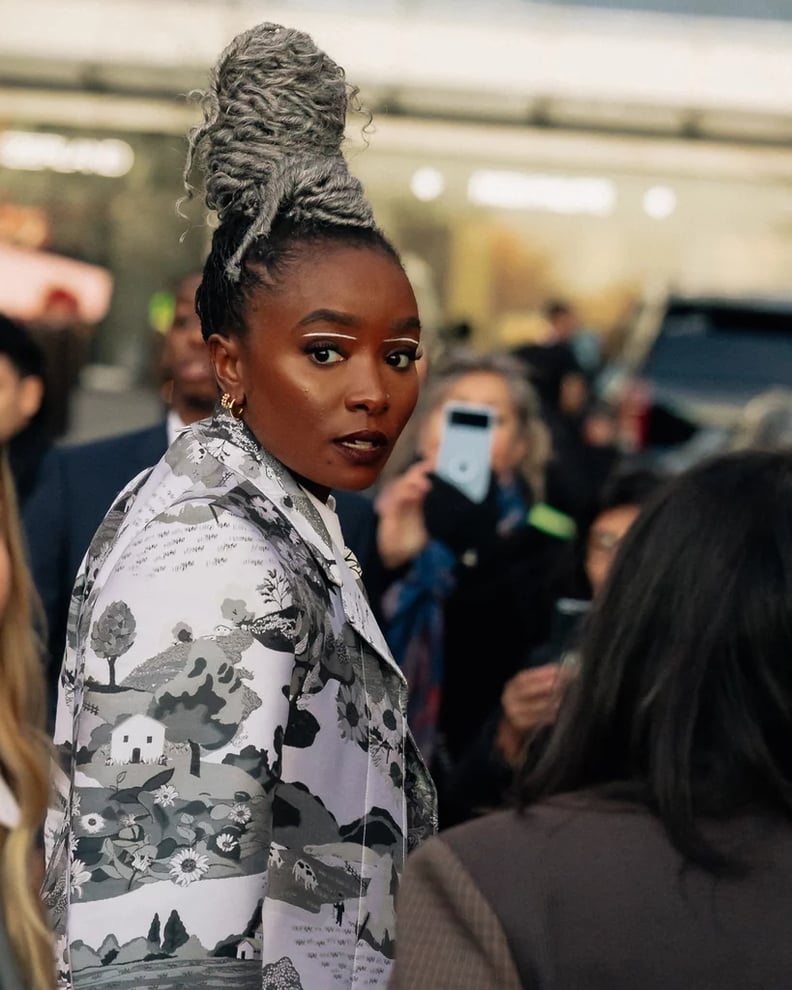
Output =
[
  {"x1": 0, "y1": 130, "x2": 134, "y2": 177},
  {"x1": 643, "y1": 184, "x2": 677, "y2": 219},
  {"x1": 468, "y1": 169, "x2": 616, "y2": 216},
  {"x1": 410, "y1": 166, "x2": 446, "y2": 201}
]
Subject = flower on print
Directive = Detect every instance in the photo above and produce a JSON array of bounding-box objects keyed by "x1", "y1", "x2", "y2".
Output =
[
  {"x1": 370, "y1": 698, "x2": 403, "y2": 752},
  {"x1": 130, "y1": 852, "x2": 152, "y2": 873},
  {"x1": 389, "y1": 761, "x2": 404, "y2": 790},
  {"x1": 215, "y1": 833, "x2": 239, "y2": 854},
  {"x1": 70, "y1": 793, "x2": 81, "y2": 818},
  {"x1": 336, "y1": 682, "x2": 370, "y2": 746},
  {"x1": 68, "y1": 831, "x2": 80, "y2": 856},
  {"x1": 256, "y1": 500, "x2": 281, "y2": 525},
  {"x1": 169, "y1": 848, "x2": 209, "y2": 887},
  {"x1": 70, "y1": 858, "x2": 91, "y2": 899},
  {"x1": 153, "y1": 784, "x2": 179, "y2": 808},
  {"x1": 229, "y1": 803, "x2": 252, "y2": 825},
  {"x1": 240, "y1": 454, "x2": 262, "y2": 477},
  {"x1": 79, "y1": 813, "x2": 106, "y2": 835},
  {"x1": 119, "y1": 814, "x2": 137, "y2": 829},
  {"x1": 172, "y1": 622, "x2": 193, "y2": 644}
]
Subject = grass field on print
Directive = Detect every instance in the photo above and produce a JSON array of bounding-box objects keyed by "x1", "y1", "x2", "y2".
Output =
[{"x1": 73, "y1": 959, "x2": 261, "y2": 990}]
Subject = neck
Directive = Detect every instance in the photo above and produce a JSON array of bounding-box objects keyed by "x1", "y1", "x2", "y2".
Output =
[
  {"x1": 293, "y1": 473, "x2": 331, "y2": 504},
  {"x1": 171, "y1": 394, "x2": 215, "y2": 426}
]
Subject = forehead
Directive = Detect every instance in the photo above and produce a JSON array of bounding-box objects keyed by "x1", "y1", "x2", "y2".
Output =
[
  {"x1": 248, "y1": 245, "x2": 417, "y2": 325},
  {"x1": 443, "y1": 371, "x2": 514, "y2": 410}
]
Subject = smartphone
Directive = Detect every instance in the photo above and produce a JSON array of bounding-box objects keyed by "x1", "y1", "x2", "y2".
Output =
[{"x1": 434, "y1": 401, "x2": 495, "y2": 503}]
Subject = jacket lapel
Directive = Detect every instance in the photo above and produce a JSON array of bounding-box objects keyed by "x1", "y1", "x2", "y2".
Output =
[{"x1": 201, "y1": 410, "x2": 406, "y2": 684}]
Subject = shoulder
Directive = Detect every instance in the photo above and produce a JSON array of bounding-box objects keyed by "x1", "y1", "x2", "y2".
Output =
[
  {"x1": 63, "y1": 422, "x2": 167, "y2": 469},
  {"x1": 441, "y1": 798, "x2": 661, "y2": 872}
]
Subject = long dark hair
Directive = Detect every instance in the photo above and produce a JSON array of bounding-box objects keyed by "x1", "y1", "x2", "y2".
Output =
[{"x1": 519, "y1": 450, "x2": 792, "y2": 871}]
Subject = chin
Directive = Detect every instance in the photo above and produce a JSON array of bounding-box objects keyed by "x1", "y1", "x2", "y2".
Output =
[{"x1": 326, "y1": 468, "x2": 381, "y2": 493}]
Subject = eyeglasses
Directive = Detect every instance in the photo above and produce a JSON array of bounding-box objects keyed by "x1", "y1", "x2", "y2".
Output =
[{"x1": 587, "y1": 529, "x2": 623, "y2": 555}]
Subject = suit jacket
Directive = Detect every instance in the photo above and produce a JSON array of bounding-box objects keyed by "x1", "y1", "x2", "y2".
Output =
[
  {"x1": 390, "y1": 799, "x2": 792, "y2": 990},
  {"x1": 23, "y1": 422, "x2": 169, "y2": 695},
  {"x1": 23, "y1": 420, "x2": 380, "y2": 723},
  {"x1": 42, "y1": 407, "x2": 436, "y2": 989}
]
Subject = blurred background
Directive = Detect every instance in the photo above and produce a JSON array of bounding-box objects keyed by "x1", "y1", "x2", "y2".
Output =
[{"x1": 2, "y1": 0, "x2": 792, "y2": 455}]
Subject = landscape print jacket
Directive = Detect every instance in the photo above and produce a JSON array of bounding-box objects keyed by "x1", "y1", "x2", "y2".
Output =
[{"x1": 42, "y1": 406, "x2": 437, "y2": 990}]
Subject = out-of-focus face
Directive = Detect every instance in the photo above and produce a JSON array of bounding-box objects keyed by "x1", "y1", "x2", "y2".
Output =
[
  {"x1": 0, "y1": 493, "x2": 10, "y2": 622},
  {"x1": 0, "y1": 356, "x2": 43, "y2": 444},
  {"x1": 210, "y1": 244, "x2": 421, "y2": 498},
  {"x1": 162, "y1": 274, "x2": 216, "y2": 415},
  {"x1": 585, "y1": 504, "x2": 641, "y2": 597},
  {"x1": 420, "y1": 371, "x2": 528, "y2": 484}
]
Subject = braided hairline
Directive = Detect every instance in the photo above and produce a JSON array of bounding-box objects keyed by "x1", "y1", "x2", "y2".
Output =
[{"x1": 196, "y1": 217, "x2": 401, "y2": 342}]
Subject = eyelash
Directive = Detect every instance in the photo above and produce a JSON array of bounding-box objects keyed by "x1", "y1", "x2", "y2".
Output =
[{"x1": 303, "y1": 342, "x2": 422, "y2": 370}]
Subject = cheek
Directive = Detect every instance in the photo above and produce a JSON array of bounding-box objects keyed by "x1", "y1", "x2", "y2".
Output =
[
  {"x1": 394, "y1": 376, "x2": 420, "y2": 426},
  {"x1": 491, "y1": 426, "x2": 524, "y2": 476},
  {"x1": 585, "y1": 553, "x2": 608, "y2": 596},
  {"x1": 418, "y1": 410, "x2": 443, "y2": 464}
]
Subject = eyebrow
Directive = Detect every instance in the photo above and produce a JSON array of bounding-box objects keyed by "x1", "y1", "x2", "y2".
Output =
[
  {"x1": 301, "y1": 331, "x2": 357, "y2": 341},
  {"x1": 296, "y1": 310, "x2": 422, "y2": 335},
  {"x1": 297, "y1": 309, "x2": 360, "y2": 330},
  {"x1": 384, "y1": 336, "x2": 421, "y2": 345}
]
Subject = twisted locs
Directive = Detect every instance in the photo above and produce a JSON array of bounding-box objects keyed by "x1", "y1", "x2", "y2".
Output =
[{"x1": 181, "y1": 23, "x2": 377, "y2": 281}]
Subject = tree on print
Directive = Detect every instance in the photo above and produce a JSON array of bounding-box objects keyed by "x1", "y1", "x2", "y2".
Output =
[
  {"x1": 91, "y1": 601, "x2": 137, "y2": 688},
  {"x1": 162, "y1": 910, "x2": 189, "y2": 955},
  {"x1": 150, "y1": 638, "x2": 252, "y2": 777}
]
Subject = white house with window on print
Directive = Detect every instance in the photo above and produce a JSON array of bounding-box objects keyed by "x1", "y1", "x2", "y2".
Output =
[
  {"x1": 110, "y1": 714, "x2": 165, "y2": 764},
  {"x1": 236, "y1": 939, "x2": 262, "y2": 961}
]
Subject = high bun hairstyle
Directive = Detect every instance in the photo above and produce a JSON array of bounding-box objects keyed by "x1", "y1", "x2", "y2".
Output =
[{"x1": 183, "y1": 22, "x2": 401, "y2": 341}]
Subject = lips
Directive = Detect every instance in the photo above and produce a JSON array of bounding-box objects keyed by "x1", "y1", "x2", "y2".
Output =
[{"x1": 333, "y1": 430, "x2": 389, "y2": 466}]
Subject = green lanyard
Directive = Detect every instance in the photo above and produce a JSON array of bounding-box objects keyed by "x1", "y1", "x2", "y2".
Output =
[{"x1": 526, "y1": 502, "x2": 577, "y2": 541}]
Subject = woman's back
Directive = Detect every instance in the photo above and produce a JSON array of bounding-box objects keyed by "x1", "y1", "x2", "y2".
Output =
[
  {"x1": 391, "y1": 450, "x2": 792, "y2": 989},
  {"x1": 394, "y1": 799, "x2": 792, "y2": 990}
]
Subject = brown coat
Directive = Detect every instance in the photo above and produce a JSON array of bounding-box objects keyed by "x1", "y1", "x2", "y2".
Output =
[{"x1": 391, "y1": 797, "x2": 792, "y2": 990}]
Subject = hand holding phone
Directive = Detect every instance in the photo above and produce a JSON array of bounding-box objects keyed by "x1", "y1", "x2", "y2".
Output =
[{"x1": 434, "y1": 401, "x2": 495, "y2": 504}]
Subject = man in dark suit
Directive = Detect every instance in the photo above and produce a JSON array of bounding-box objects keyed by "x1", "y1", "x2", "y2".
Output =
[
  {"x1": 24, "y1": 273, "x2": 216, "y2": 718},
  {"x1": 24, "y1": 272, "x2": 380, "y2": 725}
]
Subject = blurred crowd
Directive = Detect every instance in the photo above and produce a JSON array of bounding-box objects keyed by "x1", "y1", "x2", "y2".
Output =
[{"x1": 2, "y1": 276, "x2": 792, "y2": 987}]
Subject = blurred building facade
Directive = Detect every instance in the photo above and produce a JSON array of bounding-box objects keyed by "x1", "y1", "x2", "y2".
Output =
[{"x1": 2, "y1": 0, "x2": 792, "y2": 375}]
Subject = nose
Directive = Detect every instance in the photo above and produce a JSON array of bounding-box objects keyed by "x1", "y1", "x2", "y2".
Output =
[{"x1": 344, "y1": 358, "x2": 390, "y2": 416}]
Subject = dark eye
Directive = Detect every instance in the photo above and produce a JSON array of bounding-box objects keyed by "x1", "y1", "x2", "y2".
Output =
[
  {"x1": 306, "y1": 345, "x2": 344, "y2": 365},
  {"x1": 386, "y1": 350, "x2": 420, "y2": 370}
]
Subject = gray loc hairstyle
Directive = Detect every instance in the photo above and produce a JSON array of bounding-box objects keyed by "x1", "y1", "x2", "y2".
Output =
[{"x1": 183, "y1": 22, "x2": 377, "y2": 281}]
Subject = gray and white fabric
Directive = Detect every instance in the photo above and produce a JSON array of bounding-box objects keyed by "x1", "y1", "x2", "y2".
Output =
[{"x1": 42, "y1": 406, "x2": 436, "y2": 990}]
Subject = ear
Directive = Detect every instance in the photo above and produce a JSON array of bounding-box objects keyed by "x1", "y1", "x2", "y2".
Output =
[
  {"x1": 208, "y1": 334, "x2": 245, "y2": 404},
  {"x1": 18, "y1": 375, "x2": 44, "y2": 422}
]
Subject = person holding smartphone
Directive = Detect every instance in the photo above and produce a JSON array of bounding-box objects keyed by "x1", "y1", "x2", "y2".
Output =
[{"x1": 375, "y1": 350, "x2": 576, "y2": 823}]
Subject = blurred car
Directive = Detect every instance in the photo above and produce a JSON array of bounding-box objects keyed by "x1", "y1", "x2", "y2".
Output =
[{"x1": 607, "y1": 293, "x2": 792, "y2": 468}]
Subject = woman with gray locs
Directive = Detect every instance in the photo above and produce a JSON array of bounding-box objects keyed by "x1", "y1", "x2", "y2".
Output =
[
  {"x1": 42, "y1": 22, "x2": 435, "y2": 990},
  {"x1": 391, "y1": 449, "x2": 792, "y2": 989}
]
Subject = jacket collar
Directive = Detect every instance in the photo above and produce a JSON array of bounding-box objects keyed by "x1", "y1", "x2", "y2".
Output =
[
  {"x1": 197, "y1": 409, "x2": 404, "y2": 681},
  {"x1": 200, "y1": 407, "x2": 340, "y2": 584}
]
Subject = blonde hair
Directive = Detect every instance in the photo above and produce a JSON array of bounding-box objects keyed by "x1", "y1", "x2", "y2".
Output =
[{"x1": 0, "y1": 451, "x2": 53, "y2": 989}]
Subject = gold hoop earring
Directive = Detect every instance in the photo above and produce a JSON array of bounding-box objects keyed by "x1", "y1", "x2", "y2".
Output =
[{"x1": 221, "y1": 392, "x2": 245, "y2": 420}]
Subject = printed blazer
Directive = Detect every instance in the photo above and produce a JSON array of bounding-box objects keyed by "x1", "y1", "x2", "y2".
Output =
[{"x1": 42, "y1": 408, "x2": 437, "y2": 990}]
